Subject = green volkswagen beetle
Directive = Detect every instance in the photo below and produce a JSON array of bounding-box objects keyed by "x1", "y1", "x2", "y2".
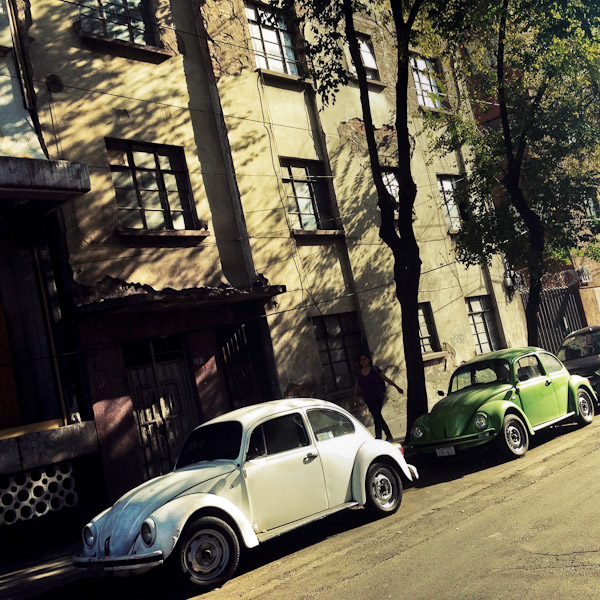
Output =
[{"x1": 410, "y1": 347, "x2": 596, "y2": 459}]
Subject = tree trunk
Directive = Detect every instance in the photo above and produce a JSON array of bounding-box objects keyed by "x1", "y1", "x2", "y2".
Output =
[{"x1": 342, "y1": 0, "x2": 429, "y2": 437}]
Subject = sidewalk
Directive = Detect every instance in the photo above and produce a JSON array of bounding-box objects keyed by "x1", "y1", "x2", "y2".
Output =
[{"x1": 0, "y1": 543, "x2": 83, "y2": 600}]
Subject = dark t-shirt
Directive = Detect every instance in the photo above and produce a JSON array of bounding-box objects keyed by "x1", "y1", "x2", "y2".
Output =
[{"x1": 357, "y1": 365, "x2": 384, "y2": 404}]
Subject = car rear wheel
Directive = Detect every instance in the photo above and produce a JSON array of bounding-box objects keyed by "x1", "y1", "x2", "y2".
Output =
[
  {"x1": 365, "y1": 462, "x2": 402, "y2": 516},
  {"x1": 498, "y1": 413, "x2": 529, "y2": 458},
  {"x1": 577, "y1": 388, "x2": 595, "y2": 425},
  {"x1": 176, "y1": 516, "x2": 240, "y2": 591}
]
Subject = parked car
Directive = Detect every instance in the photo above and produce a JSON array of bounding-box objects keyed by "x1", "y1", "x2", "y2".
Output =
[
  {"x1": 410, "y1": 347, "x2": 596, "y2": 459},
  {"x1": 73, "y1": 398, "x2": 418, "y2": 591},
  {"x1": 557, "y1": 326, "x2": 600, "y2": 402}
]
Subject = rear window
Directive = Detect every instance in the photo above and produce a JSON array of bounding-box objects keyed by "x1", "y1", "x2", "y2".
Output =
[
  {"x1": 557, "y1": 331, "x2": 600, "y2": 361},
  {"x1": 450, "y1": 359, "x2": 511, "y2": 393}
]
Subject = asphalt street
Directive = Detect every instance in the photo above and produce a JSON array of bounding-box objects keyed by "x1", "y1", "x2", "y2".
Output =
[{"x1": 5, "y1": 417, "x2": 600, "y2": 600}]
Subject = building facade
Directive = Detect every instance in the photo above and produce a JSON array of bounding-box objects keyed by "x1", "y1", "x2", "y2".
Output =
[{"x1": 0, "y1": 0, "x2": 527, "y2": 542}]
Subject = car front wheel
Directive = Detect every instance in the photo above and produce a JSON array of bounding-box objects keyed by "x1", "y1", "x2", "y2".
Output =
[
  {"x1": 175, "y1": 516, "x2": 240, "y2": 591},
  {"x1": 365, "y1": 462, "x2": 402, "y2": 516},
  {"x1": 577, "y1": 388, "x2": 595, "y2": 425},
  {"x1": 498, "y1": 413, "x2": 529, "y2": 458}
]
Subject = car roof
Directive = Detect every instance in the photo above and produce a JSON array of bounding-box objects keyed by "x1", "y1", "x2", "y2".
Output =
[
  {"x1": 461, "y1": 347, "x2": 544, "y2": 367},
  {"x1": 562, "y1": 325, "x2": 600, "y2": 342},
  {"x1": 201, "y1": 398, "x2": 340, "y2": 429}
]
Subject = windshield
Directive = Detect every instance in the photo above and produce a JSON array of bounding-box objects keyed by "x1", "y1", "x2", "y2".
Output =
[
  {"x1": 449, "y1": 359, "x2": 511, "y2": 393},
  {"x1": 176, "y1": 421, "x2": 243, "y2": 468},
  {"x1": 557, "y1": 331, "x2": 600, "y2": 361}
]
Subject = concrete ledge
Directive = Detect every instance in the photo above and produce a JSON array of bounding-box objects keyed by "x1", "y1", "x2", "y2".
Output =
[
  {"x1": 0, "y1": 421, "x2": 99, "y2": 476},
  {"x1": 0, "y1": 156, "x2": 90, "y2": 202}
]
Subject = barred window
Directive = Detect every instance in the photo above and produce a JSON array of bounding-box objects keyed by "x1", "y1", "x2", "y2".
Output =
[
  {"x1": 282, "y1": 159, "x2": 335, "y2": 231},
  {"x1": 312, "y1": 313, "x2": 362, "y2": 392},
  {"x1": 80, "y1": 0, "x2": 157, "y2": 46},
  {"x1": 244, "y1": 1, "x2": 300, "y2": 75},
  {"x1": 106, "y1": 139, "x2": 197, "y2": 231},
  {"x1": 466, "y1": 296, "x2": 501, "y2": 355},
  {"x1": 411, "y1": 56, "x2": 443, "y2": 109}
]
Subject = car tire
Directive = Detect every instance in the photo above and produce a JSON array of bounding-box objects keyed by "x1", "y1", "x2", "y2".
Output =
[
  {"x1": 577, "y1": 388, "x2": 595, "y2": 425},
  {"x1": 175, "y1": 516, "x2": 240, "y2": 591},
  {"x1": 498, "y1": 413, "x2": 529, "y2": 459},
  {"x1": 365, "y1": 462, "x2": 402, "y2": 516}
]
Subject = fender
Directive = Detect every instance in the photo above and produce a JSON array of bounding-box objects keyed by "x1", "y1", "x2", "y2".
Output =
[
  {"x1": 140, "y1": 492, "x2": 259, "y2": 560},
  {"x1": 480, "y1": 398, "x2": 535, "y2": 435},
  {"x1": 567, "y1": 375, "x2": 597, "y2": 413},
  {"x1": 351, "y1": 440, "x2": 415, "y2": 506}
]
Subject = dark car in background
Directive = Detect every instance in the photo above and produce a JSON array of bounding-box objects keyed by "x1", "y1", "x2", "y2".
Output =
[{"x1": 557, "y1": 326, "x2": 600, "y2": 402}]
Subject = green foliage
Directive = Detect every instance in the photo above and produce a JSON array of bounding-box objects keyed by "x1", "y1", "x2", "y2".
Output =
[{"x1": 429, "y1": 0, "x2": 600, "y2": 278}]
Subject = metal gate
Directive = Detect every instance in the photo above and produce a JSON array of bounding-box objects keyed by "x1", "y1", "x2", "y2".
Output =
[
  {"x1": 521, "y1": 287, "x2": 586, "y2": 353},
  {"x1": 124, "y1": 337, "x2": 199, "y2": 480}
]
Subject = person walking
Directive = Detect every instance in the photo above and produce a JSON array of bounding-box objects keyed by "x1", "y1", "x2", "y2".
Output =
[{"x1": 353, "y1": 354, "x2": 403, "y2": 442}]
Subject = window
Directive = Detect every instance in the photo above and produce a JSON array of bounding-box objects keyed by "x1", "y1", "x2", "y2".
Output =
[
  {"x1": 281, "y1": 159, "x2": 336, "y2": 231},
  {"x1": 418, "y1": 303, "x2": 440, "y2": 354},
  {"x1": 246, "y1": 414, "x2": 309, "y2": 460},
  {"x1": 312, "y1": 312, "x2": 362, "y2": 392},
  {"x1": 382, "y1": 169, "x2": 399, "y2": 202},
  {"x1": 466, "y1": 295, "x2": 501, "y2": 355},
  {"x1": 79, "y1": 0, "x2": 157, "y2": 46},
  {"x1": 437, "y1": 175, "x2": 462, "y2": 233},
  {"x1": 538, "y1": 352, "x2": 564, "y2": 374},
  {"x1": 351, "y1": 34, "x2": 380, "y2": 80},
  {"x1": 106, "y1": 139, "x2": 197, "y2": 231},
  {"x1": 516, "y1": 355, "x2": 543, "y2": 382},
  {"x1": 410, "y1": 56, "x2": 443, "y2": 109},
  {"x1": 244, "y1": 1, "x2": 299, "y2": 75},
  {"x1": 307, "y1": 409, "x2": 355, "y2": 441}
]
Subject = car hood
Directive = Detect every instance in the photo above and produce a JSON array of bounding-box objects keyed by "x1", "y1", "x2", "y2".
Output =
[
  {"x1": 97, "y1": 463, "x2": 236, "y2": 556},
  {"x1": 429, "y1": 383, "x2": 513, "y2": 439},
  {"x1": 562, "y1": 355, "x2": 600, "y2": 377}
]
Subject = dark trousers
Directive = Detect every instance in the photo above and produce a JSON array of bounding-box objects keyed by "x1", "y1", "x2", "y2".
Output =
[{"x1": 366, "y1": 398, "x2": 393, "y2": 440}]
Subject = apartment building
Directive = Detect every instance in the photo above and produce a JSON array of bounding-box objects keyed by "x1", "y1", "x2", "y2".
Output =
[{"x1": 0, "y1": 0, "x2": 526, "y2": 539}]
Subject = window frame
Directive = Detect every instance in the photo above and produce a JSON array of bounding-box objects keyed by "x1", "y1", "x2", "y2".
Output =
[
  {"x1": 311, "y1": 312, "x2": 362, "y2": 393},
  {"x1": 281, "y1": 158, "x2": 337, "y2": 232},
  {"x1": 79, "y1": 0, "x2": 159, "y2": 47},
  {"x1": 106, "y1": 138, "x2": 199, "y2": 232},
  {"x1": 418, "y1": 302, "x2": 440, "y2": 354},
  {"x1": 244, "y1": 1, "x2": 301, "y2": 76},
  {"x1": 437, "y1": 174, "x2": 462, "y2": 234},
  {"x1": 351, "y1": 33, "x2": 380, "y2": 81},
  {"x1": 466, "y1": 295, "x2": 501, "y2": 355},
  {"x1": 410, "y1": 55, "x2": 444, "y2": 110}
]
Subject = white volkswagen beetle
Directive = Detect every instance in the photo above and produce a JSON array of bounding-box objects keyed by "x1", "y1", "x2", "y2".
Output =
[{"x1": 73, "y1": 398, "x2": 418, "y2": 591}]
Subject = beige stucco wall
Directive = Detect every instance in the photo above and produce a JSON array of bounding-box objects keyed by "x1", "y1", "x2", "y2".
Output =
[{"x1": 24, "y1": 0, "x2": 251, "y2": 290}]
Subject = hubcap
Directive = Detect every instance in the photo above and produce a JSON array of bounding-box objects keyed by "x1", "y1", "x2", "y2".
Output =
[
  {"x1": 184, "y1": 530, "x2": 229, "y2": 579},
  {"x1": 579, "y1": 394, "x2": 591, "y2": 418},
  {"x1": 506, "y1": 422, "x2": 523, "y2": 450},
  {"x1": 372, "y1": 470, "x2": 395, "y2": 508}
]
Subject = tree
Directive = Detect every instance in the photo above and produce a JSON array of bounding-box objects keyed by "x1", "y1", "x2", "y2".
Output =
[
  {"x1": 277, "y1": 0, "x2": 431, "y2": 433},
  {"x1": 429, "y1": 0, "x2": 600, "y2": 345}
]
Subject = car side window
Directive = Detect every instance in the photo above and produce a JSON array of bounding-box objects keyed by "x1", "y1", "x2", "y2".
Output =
[
  {"x1": 516, "y1": 355, "x2": 544, "y2": 382},
  {"x1": 246, "y1": 413, "x2": 310, "y2": 460},
  {"x1": 538, "y1": 352, "x2": 564, "y2": 375},
  {"x1": 307, "y1": 409, "x2": 355, "y2": 441}
]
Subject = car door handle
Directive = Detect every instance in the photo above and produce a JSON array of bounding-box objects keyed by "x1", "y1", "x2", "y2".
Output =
[
  {"x1": 304, "y1": 452, "x2": 318, "y2": 463},
  {"x1": 545, "y1": 379, "x2": 552, "y2": 386}
]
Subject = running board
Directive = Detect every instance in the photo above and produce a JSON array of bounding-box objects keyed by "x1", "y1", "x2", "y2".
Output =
[
  {"x1": 257, "y1": 501, "x2": 359, "y2": 543},
  {"x1": 532, "y1": 411, "x2": 575, "y2": 432}
]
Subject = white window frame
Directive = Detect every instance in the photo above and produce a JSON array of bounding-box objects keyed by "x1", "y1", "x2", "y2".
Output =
[
  {"x1": 437, "y1": 175, "x2": 462, "y2": 233},
  {"x1": 351, "y1": 34, "x2": 380, "y2": 80},
  {"x1": 466, "y1": 296, "x2": 501, "y2": 355},
  {"x1": 410, "y1": 56, "x2": 443, "y2": 109}
]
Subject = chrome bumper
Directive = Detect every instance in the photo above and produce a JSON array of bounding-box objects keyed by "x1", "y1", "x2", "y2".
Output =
[{"x1": 72, "y1": 550, "x2": 163, "y2": 572}]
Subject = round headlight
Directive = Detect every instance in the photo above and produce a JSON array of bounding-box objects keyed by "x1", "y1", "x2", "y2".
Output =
[
  {"x1": 473, "y1": 413, "x2": 488, "y2": 430},
  {"x1": 83, "y1": 523, "x2": 96, "y2": 548},
  {"x1": 141, "y1": 518, "x2": 156, "y2": 546},
  {"x1": 412, "y1": 424, "x2": 425, "y2": 440}
]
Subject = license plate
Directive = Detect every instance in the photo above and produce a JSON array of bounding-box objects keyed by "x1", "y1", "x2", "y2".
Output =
[{"x1": 436, "y1": 446, "x2": 455, "y2": 457}]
